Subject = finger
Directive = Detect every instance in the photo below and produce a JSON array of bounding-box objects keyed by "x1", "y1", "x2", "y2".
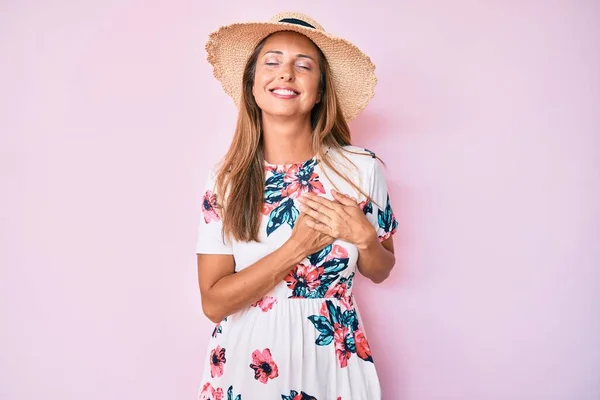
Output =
[
  {"x1": 298, "y1": 203, "x2": 332, "y2": 224},
  {"x1": 304, "y1": 216, "x2": 332, "y2": 235},
  {"x1": 298, "y1": 195, "x2": 340, "y2": 220},
  {"x1": 331, "y1": 189, "x2": 357, "y2": 206}
]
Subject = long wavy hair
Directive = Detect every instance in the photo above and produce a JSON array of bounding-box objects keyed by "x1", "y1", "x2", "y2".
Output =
[{"x1": 215, "y1": 33, "x2": 373, "y2": 242}]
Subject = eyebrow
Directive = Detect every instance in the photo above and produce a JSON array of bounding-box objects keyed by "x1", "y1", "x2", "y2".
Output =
[{"x1": 263, "y1": 50, "x2": 315, "y2": 61}]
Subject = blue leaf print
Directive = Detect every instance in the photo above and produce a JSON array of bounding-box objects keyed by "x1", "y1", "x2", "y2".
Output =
[
  {"x1": 281, "y1": 391, "x2": 318, "y2": 400},
  {"x1": 308, "y1": 300, "x2": 375, "y2": 368},
  {"x1": 211, "y1": 317, "x2": 227, "y2": 338},
  {"x1": 308, "y1": 315, "x2": 333, "y2": 336},
  {"x1": 339, "y1": 272, "x2": 355, "y2": 289},
  {"x1": 263, "y1": 157, "x2": 325, "y2": 236},
  {"x1": 265, "y1": 173, "x2": 285, "y2": 204},
  {"x1": 377, "y1": 193, "x2": 397, "y2": 234},
  {"x1": 345, "y1": 332, "x2": 356, "y2": 353},
  {"x1": 281, "y1": 391, "x2": 298, "y2": 400},
  {"x1": 307, "y1": 244, "x2": 332, "y2": 266},
  {"x1": 316, "y1": 332, "x2": 334, "y2": 346},
  {"x1": 320, "y1": 257, "x2": 349, "y2": 275},
  {"x1": 285, "y1": 244, "x2": 350, "y2": 299},
  {"x1": 227, "y1": 385, "x2": 241, "y2": 400},
  {"x1": 362, "y1": 200, "x2": 373, "y2": 215},
  {"x1": 267, "y1": 198, "x2": 299, "y2": 236},
  {"x1": 326, "y1": 301, "x2": 342, "y2": 326},
  {"x1": 341, "y1": 309, "x2": 357, "y2": 330}
]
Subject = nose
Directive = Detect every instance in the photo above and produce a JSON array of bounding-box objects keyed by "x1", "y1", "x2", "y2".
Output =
[{"x1": 278, "y1": 64, "x2": 295, "y2": 82}]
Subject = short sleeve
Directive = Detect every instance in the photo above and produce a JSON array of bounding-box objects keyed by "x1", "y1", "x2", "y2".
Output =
[
  {"x1": 195, "y1": 167, "x2": 234, "y2": 255},
  {"x1": 361, "y1": 157, "x2": 398, "y2": 242}
]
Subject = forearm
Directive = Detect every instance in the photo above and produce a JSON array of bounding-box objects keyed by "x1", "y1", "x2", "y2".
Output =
[
  {"x1": 202, "y1": 241, "x2": 304, "y2": 322},
  {"x1": 356, "y1": 234, "x2": 395, "y2": 284}
]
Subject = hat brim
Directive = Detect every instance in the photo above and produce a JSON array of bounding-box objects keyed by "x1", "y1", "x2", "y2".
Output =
[{"x1": 205, "y1": 21, "x2": 377, "y2": 121}]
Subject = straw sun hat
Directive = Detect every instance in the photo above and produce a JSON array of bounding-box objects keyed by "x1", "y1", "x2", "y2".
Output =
[{"x1": 205, "y1": 12, "x2": 377, "y2": 121}]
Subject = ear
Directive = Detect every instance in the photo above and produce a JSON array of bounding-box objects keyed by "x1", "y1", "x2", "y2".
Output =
[{"x1": 316, "y1": 90, "x2": 322, "y2": 104}]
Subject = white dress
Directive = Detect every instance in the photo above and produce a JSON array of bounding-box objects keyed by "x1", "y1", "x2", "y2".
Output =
[{"x1": 195, "y1": 145, "x2": 397, "y2": 400}]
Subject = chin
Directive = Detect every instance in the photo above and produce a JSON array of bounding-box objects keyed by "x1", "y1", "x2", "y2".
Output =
[{"x1": 262, "y1": 104, "x2": 313, "y2": 119}]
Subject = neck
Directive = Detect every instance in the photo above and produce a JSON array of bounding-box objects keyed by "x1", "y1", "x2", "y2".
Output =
[{"x1": 261, "y1": 114, "x2": 314, "y2": 164}]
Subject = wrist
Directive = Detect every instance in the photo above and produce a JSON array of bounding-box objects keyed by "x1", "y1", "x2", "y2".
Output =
[
  {"x1": 280, "y1": 238, "x2": 307, "y2": 265},
  {"x1": 355, "y1": 228, "x2": 379, "y2": 252}
]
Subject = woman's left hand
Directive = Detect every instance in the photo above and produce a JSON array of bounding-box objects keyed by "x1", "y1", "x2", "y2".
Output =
[{"x1": 297, "y1": 190, "x2": 377, "y2": 250}]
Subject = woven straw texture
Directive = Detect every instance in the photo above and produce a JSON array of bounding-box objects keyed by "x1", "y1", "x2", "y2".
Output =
[{"x1": 205, "y1": 12, "x2": 377, "y2": 121}]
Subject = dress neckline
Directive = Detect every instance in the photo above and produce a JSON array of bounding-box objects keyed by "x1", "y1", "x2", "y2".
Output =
[
  {"x1": 263, "y1": 155, "x2": 318, "y2": 168},
  {"x1": 262, "y1": 146, "x2": 330, "y2": 168}
]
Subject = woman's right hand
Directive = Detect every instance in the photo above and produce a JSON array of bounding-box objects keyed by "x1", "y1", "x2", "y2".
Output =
[{"x1": 287, "y1": 212, "x2": 335, "y2": 260}]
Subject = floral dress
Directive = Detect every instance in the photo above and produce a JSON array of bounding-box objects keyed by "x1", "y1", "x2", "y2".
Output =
[{"x1": 195, "y1": 145, "x2": 398, "y2": 400}]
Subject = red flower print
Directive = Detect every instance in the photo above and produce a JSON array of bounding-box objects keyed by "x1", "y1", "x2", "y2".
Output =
[
  {"x1": 325, "y1": 244, "x2": 349, "y2": 261},
  {"x1": 209, "y1": 345, "x2": 226, "y2": 378},
  {"x1": 261, "y1": 201, "x2": 278, "y2": 216},
  {"x1": 340, "y1": 295, "x2": 354, "y2": 311},
  {"x1": 202, "y1": 190, "x2": 220, "y2": 223},
  {"x1": 320, "y1": 301, "x2": 329, "y2": 318},
  {"x1": 249, "y1": 348, "x2": 279, "y2": 384},
  {"x1": 284, "y1": 264, "x2": 324, "y2": 294},
  {"x1": 281, "y1": 164, "x2": 325, "y2": 199},
  {"x1": 264, "y1": 164, "x2": 286, "y2": 174},
  {"x1": 379, "y1": 231, "x2": 394, "y2": 241},
  {"x1": 325, "y1": 282, "x2": 348, "y2": 300},
  {"x1": 198, "y1": 382, "x2": 224, "y2": 400},
  {"x1": 334, "y1": 323, "x2": 352, "y2": 368},
  {"x1": 251, "y1": 296, "x2": 278, "y2": 312},
  {"x1": 355, "y1": 326, "x2": 373, "y2": 362}
]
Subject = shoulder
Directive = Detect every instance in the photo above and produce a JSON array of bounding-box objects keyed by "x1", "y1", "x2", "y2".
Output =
[
  {"x1": 202, "y1": 161, "x2": 226, "y2": 193},
  {"x1": 325, "y1": 145, "x2": 379, "y2": 171}
]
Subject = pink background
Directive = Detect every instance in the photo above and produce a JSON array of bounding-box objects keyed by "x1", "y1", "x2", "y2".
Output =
[{"x1": 1, "y1": 1, "x2": 599, "y2": 399}]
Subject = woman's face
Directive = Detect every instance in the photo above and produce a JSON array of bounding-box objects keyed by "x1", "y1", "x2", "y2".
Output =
[{"x1": 252, "y1": 31, "x2": 322, "y2": 120}]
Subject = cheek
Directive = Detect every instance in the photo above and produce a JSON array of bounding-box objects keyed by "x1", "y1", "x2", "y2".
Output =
[
  {"x1": 253, "y1": 73, "x2": 270, "y2": 96},
  {"x1": 302, "y1": 77, "x2": 321, "y2": 102}
]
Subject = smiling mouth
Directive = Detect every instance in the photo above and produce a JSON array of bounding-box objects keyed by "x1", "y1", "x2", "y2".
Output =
[{"x1": 270, "y1": 88, "x2": 300, "y2": 96}]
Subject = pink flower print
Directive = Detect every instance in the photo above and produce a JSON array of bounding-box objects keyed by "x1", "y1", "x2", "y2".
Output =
[
  {"x1": 326, "y1": 244, "x2": 349, "y2": 261},
  {"x1": 333, "y1": 324, "x2": 352, "y2": 368},
  {"x1": 198, "y1": 382, "x2": 224, "y2": 400},
  {"x1": 354, "y1": 326, "x2": 373, "y2": 362},
  {"x1": 284, "y1": 264, "x2": 324, "y2": 294},
  {"x1": 209, "y1": 345, "x2": 226, "y2": 378},
  {"x1": 251, "y1": 296, "x2": 278, "y2": 312},
  {"x1": 249, "y1": 348, "x2": 279, "y2": 384},
  {"x1": 281, "y1": 164, "x2": 325, "y2": 199},
  {"x1": 202, "y1": 190, "x2": 220, "y2": 223}
]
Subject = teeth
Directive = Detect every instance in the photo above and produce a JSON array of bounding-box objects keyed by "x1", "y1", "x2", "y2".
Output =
[{"x1": 273, "y1": 89, "x2": 297, "y2": 96}]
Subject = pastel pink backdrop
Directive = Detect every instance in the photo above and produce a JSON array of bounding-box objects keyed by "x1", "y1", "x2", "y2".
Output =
[{"x1": 1, "y1": 1, "x2": 598, "y2": 399}]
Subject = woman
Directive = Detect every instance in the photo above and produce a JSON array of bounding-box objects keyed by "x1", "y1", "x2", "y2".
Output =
[{"x1": 196, "y1": 12, "x2": 397, "y2": 400}]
